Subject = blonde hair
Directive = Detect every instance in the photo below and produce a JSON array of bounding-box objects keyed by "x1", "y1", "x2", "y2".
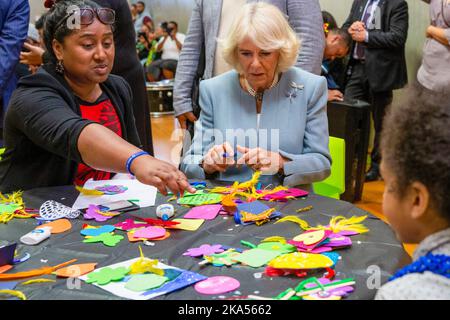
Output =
[{"x1": 220, "y1": 2, "x2": 300, "y2": 74}]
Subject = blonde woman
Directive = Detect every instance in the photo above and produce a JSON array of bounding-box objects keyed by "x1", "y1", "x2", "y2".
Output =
[{"x1": 181, "y1": 3, "x2": 331, "y2": 189}]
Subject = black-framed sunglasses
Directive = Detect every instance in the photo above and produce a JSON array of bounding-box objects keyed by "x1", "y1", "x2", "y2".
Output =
[{"x1": 55, "y1": 8, "x2": 115, "y2": 33}]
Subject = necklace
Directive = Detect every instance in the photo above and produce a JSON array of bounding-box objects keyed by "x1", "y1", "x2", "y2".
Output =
[
  {"x1": 243, "y1": 73, "x2": 279, "y2": 102},
  {"x1": 388, "y1": 253, "x2": 450, "y2": 282}
]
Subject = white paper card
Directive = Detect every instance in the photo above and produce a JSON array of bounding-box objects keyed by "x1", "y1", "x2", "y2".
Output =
[{"x1": 72, "y1": 179, "x2": 157, "y2": 210}]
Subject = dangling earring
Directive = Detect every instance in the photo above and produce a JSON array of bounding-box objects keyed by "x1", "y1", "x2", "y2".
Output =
[{"x1": 56, "y1": 60, "x2": 65, "y2": 74}]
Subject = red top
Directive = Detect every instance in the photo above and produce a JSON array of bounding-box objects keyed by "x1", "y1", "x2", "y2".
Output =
[{"x1": 74, "y1": 94, "x2": 123, "y2": 186}]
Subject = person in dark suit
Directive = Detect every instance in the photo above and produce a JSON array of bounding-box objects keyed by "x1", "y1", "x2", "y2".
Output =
[{"x1": 342, "y1": 0, "x2": 408, "y2": 181}]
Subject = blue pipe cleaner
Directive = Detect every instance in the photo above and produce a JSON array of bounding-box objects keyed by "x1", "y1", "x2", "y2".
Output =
[{"x1": 389, "y1": 253, "x2": 450, "y2": 282}]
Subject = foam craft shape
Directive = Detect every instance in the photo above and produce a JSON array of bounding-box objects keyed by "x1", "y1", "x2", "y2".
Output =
[
  {"x1": 256, "y1": 242, "x2": 297, "y2": 254},
  {"x1": 86, "y1": 267, "x2": 129, "y2": 285},
  {"x1": 128, "y1": 230, "x2": 170, "y2": 242},
  {"x1": 204, "y1": 249, "x2": 241, "y2": 266},
  {"x1": 194, "y1": 276, "x2": 240, "y2": 295},
  {"x1": 0, "y1": 259, "x2": 76, "y2": 281},
  {"x1": 95, "y1": 184, "x2": 128, "y2": 195},
  {"x1": 0, "y1": 265, "x2": 13, "y2": 274},
  {"x1": 84, "y1": 205, "x2": 114, "y2": 222},
  {"x1": 0, "y1": 243, "x2": 16, "y2": 266},
  {"x1": 233, "y1": 248, "x2": 281, "y2": 268},
  {"x1": 141, "y1": 270, "x2": 206, "y2": 298},
  {"x1": 183, "y1": 244, "x2": 224, "y2": 257},
  {"x1": 268, "y1": 252, "x2": 334, "y2": 270},
  {"x1": 0, "y1": 203, "x2": 21, "y2": 213},
  {"x1": 37, "y1": 219, "x2": 72, "y2": 234},
  {"x1": 235, "y1": 201, "x2": 281, "y2": 225},
  {"x1": 115, "y1": 219, "x2": 149, "y2": 231},
  {"x1": 39, "y1": 200, "x2": 81, "y2": 220},
  {"x1": 133, "y1": 226, "x2": 166, "y2": 239},
  {"x1": 54, "y1": 263, "x2": 98, "y2": 278},
  {"x1": 129, "y1": 216, "x2": 180, "y2": 228},
  {"x1": 303, "y1": 278, "x2": 354, "y2": 300},
  {"x1": 80, "y1": 225, "x2": 115, "y2": 237},
  {"x1": 257, "y1": 188, "x2": 309, "y2": 201},
  {"x1": 168, "y1": 219, "x2": 204, "y2": 231},
  {"x1": 125, "y1": 274, "x2": 169, "y2": 292},
  {"x1": 127, "y1": 231, "x2": 147, "y2": 243},
  {"x1": 293, "y1": 230, "x2": 329, "y2": 245},
  {"x1": 184, "y1": 204, "x2": 223, "y2": 220},
  {"x1": 177, "y1": 191, "x2": 222, "y2": 206},
  {"x1": 83, "y1": 233, "x2": 124, "y2": 247}
]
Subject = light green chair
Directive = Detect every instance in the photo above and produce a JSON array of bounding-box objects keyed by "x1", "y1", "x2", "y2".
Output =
[{"x1": 313, "y1": 136, "x2": 345, "y2": 199}]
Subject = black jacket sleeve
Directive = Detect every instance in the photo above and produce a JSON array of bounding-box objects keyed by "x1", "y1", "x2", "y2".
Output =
[
  {"x1": 366, "y1": 0, "x2": 409, "y2": 49},
  {"x1": 7, "y1": 86, "x2": 94, "y2": 163}
]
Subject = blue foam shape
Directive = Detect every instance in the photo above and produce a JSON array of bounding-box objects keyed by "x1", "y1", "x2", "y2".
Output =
[
  {"x1": 0, "y1": 281, "x2": 18, "y2": 290},
  {"x1": 80, "y1": 225, "x2": 115, "y2": 236},
  {"x1": 236, "y1": 201, "x2": 282, "y2": 225},
  {"x1": 141, "y1": 270, "x2": 207, "y2": 297},
  {"x1": 322, "y1": 252, "x2": 340, "y2": 266}
]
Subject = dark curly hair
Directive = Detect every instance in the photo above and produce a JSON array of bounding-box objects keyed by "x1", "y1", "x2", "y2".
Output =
[
  {"x1": 43, "y1": 0, "x2": 108, "y2": 63},
  {"x1": 381, "y1": 85, "x2": 450, "y2": 221}
]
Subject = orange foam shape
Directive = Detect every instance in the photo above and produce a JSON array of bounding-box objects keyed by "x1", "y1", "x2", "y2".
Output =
[
  {"x1": 0, "y1": 265, "x2": 13, "y2": 274},
  {"x1": 37, "y1": 219, "x2": 72, "y2": 234},
  {"x1": 54, "y1": 263, "x2": 98, "y2": 278}
]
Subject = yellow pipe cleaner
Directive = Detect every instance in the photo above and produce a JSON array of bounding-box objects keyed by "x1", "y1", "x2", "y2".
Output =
[
  {"x1": 275, "y1": 215, "x2": 369, "y2": 234},
  {"x1": 0, "y1": 191, "x2": 34, "y2": 224},
  {"x1": 21, "y1": 278, "x2": 56, "y2": 285},
  {"x1": 0, "y1": 289, "x2": 27, "y2": 300}
]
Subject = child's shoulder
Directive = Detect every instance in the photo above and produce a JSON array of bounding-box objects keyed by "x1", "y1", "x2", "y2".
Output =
[{"x1": 375, "y1": 272, "x2": 450, "y2": 300}]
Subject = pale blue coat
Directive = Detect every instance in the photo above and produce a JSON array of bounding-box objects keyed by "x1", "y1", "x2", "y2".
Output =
[{"x1": 180, "y1": 67, "x2": 331, "y2": 189}]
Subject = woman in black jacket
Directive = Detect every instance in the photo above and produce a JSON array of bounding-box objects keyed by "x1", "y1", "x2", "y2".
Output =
[{"x1": 0, "y1": 0, "x2": 194, "y2": 195}]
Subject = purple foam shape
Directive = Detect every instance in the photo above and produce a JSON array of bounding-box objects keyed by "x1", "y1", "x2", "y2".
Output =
[
  {"x1": 183, "y1": 244, "x2": 225, "y2": 257},
  {"x1": 84, "y1": 205, "x2": 113, "y2": 222}
]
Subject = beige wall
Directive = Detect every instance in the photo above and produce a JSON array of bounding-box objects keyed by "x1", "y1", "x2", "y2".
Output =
[{"x1": 29, "y1": 0, "x2": 46, "y2": 24}]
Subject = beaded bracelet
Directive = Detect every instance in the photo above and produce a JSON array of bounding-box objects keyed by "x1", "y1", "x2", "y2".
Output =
[{"x1": 126, "y1": 151, "x2": 149, "y2": 176}]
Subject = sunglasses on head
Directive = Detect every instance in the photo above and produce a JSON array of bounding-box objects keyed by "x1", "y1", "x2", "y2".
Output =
[{"x1": 55, "y1": 7, "x2": 115, "y2": 32}]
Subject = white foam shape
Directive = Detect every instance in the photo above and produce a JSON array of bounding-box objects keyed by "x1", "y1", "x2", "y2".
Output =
[{"x1": 39, "y1": 200, "x2": 82, "y2": 220}]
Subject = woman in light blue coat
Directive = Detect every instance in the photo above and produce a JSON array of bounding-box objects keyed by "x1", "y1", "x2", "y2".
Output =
[{"x1": 181, "y1": 3, "x2": 331, "y2": 189}]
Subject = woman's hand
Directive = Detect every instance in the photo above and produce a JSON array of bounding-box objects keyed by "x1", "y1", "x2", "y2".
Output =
[
  {"x1": 202, "y1": 142, "x2": 235, "y2": 175},
  {"x1": 20, "y1": 42, "x2": 45, "y2": 66},
  {"x1": 131, "y1": 154, "x2": 196, "y2": 196},
  {"x1": 328, "y1": 89, "x2": 344, "y2": 102},
  {"x1": 236, "y1": 145, "x2": 287, "y2": 175}
]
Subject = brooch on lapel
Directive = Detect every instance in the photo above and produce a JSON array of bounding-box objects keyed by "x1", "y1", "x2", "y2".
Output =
[{"x1": 286, "y1": 81, "x2": 304, "y2": 103}]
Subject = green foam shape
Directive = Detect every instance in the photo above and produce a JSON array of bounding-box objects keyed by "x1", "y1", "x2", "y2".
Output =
[
  {"x1": 233, "y1": 248, "x2": 281, "y2": 268},
  {"x1": 86, "y1": 267, "x2": 130, "y2": 285},
  {"x1": 0, "y1": 203, "x2": 22, "y2": 213},
  {"x1": 257, "y1": 242, "x2": 297, "y2": 254},
  {"x1": 83, "y1": 233, "x2": 124, "y2": 246},
  {"x1": 177, "y1": 190, "x2": 222, "y2": 206},
  {"x1": 125, "y1": 274, "x2": 169, "y2": 292}
]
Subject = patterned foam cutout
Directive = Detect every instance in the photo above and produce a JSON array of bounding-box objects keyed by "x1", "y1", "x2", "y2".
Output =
[
  {"x1": 39, "y1": 200, "x2": 82, "y2": 220},
  {"x1": 268, "y1": 252, "x2": 334, "y2": 270}
]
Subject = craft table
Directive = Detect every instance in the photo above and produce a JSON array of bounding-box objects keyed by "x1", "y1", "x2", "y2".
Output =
[{"x1": 0, "y1": 183, "x2": 411, "y2": 300}]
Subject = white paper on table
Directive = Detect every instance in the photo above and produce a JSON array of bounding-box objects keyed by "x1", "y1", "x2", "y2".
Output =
[
  {"x1": 72, "y1": 179, "x2": 157, "y2": 210},
  {"x1": 79, "y1": 258, "x2": 179, "y2": 300}
]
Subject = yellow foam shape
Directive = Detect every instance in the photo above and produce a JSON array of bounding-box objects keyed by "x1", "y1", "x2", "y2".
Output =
[
  {"x1": 268, "y1": 252, "x2": 333, "y2": 270},
  {"x1": 293, "y1": 230, "x2": 326, "y2": 245},
  {"x1": 170, "y1": 219, "x2": 204, "y2": 231},
  {"x1": 75, "y1": 185, "x2": 104, "y2": 196},
  {"x1": 261, "y1": 236, "x2": 287, "y2": 244}
]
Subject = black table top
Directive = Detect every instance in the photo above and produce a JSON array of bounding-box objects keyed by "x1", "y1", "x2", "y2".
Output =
[{"x1": 0, "y1": 183, "x2": 411, "y2": 300}]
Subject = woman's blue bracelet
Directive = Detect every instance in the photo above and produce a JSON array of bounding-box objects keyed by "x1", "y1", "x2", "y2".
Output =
[{"x1": 126, "y1": 151, "x2": 149, "y2": 176}]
